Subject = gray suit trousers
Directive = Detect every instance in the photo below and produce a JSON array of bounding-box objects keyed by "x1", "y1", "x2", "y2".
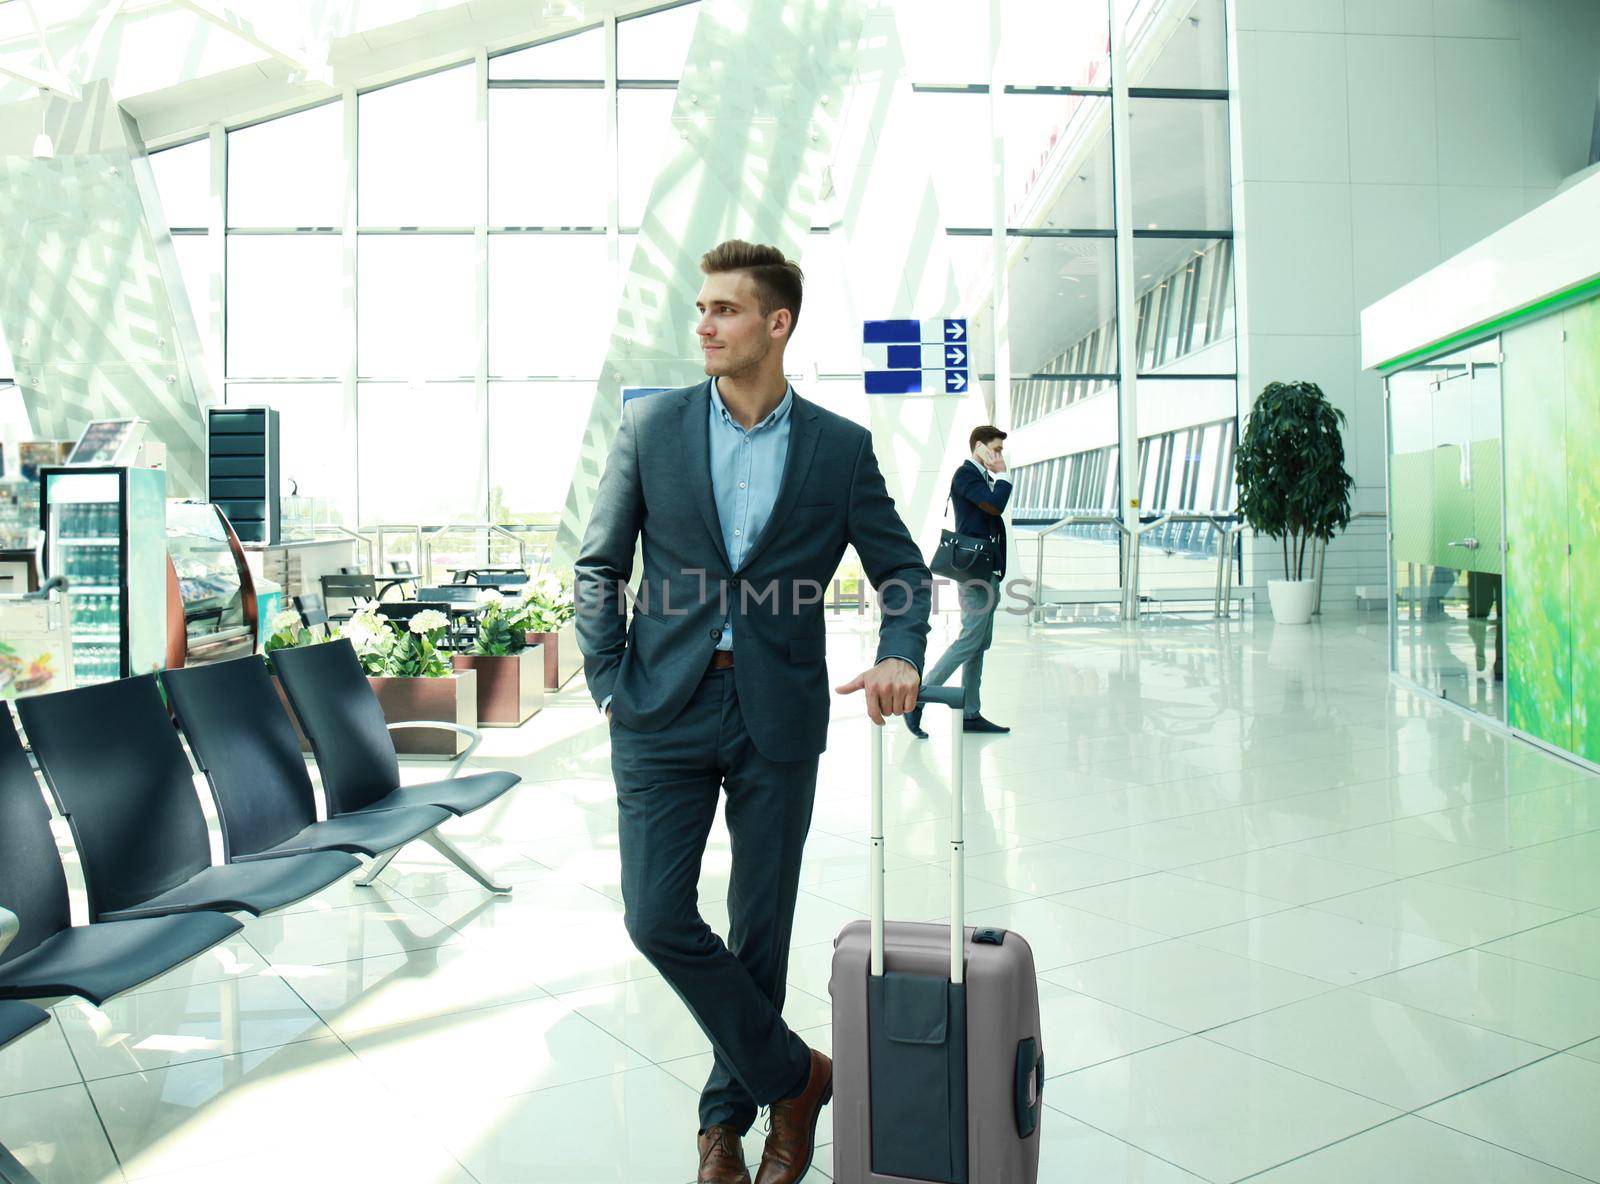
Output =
[
  {"x1": 611, "y1": 665, "x2": 816, "y2": 1135},
  {"x1": 921, "y1": 575, "x2": 1000, "y2": 719}
]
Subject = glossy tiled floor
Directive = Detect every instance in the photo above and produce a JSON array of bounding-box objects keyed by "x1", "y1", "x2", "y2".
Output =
[{"x1": 4, "y1": 612, "x2": 1599, "y2": 1183}]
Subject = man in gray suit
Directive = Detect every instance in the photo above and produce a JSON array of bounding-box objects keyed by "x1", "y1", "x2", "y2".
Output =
[{"x1": 576, "y1": 240, "x2": 931, "y2": 1184}]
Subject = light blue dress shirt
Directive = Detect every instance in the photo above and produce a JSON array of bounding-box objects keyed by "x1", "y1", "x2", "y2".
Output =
[{"x1": 709, "y1": 379, "x2": 794, "y2": 651}]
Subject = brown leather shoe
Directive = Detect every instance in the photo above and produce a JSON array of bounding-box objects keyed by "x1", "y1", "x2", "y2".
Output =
[
  {"x1": 697, "y1": 1124, "x2": 751, "y2": 1184},
  {"x1": 755, "y1": 1049, "x2": 833, "y2": 1184}
]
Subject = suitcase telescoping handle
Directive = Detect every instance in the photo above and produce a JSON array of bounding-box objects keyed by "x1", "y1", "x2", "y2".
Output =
[{"x1": 870, "y1": 686, "x2": 966, "y2": 983}]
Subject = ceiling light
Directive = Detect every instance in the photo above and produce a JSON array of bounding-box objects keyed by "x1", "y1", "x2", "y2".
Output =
[{"x1": 32, "y1": 131, "x2": 53, "y2": 158}]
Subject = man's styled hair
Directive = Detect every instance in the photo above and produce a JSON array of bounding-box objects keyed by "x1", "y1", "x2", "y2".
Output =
[
  {"x1": 699, "y1": 239, "x2": 804, "y2": 336},
  {"x1": 969, "y1": 425, "x2": 1008, "y2": 451}
]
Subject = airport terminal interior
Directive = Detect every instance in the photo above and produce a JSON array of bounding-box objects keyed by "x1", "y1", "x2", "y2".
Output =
[{"x1": 3, "y1": 0, "x2": 1600, "y2": 1181}]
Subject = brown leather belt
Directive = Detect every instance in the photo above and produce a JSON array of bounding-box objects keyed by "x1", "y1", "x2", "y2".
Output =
[{"x1": 709, "y1": 650, "x2": 735, "y2": 670}]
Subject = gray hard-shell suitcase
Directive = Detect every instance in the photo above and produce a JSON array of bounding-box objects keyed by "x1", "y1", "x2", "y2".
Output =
[{"x1": 830, "y1": 688, "x2": 1044, "y2": 1184}]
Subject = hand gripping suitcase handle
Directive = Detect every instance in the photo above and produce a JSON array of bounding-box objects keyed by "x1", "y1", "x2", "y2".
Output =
[{"x1": 870, "y1": 687, "x2": 966, "y2": 983}]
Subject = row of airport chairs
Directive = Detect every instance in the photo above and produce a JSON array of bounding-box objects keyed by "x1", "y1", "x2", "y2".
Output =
[{"x1": 0, "y1": 637, "x2": 521, "y2": 1032}]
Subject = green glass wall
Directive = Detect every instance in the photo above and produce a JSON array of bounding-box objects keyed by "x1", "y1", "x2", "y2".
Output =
[{"x1": 1392, "y1": 289, "x2": 1600, "y2": 765}]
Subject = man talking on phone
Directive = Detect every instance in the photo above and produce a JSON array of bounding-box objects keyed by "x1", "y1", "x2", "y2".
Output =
[
  {"x1": 907, "y1": 425, "x2": 1011, "y2": 738},
  {"x1": 576, "y1": 240, "x2": 931, "y2": 1184}
]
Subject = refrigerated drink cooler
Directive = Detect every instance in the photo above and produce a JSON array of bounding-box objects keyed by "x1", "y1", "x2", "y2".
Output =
[{"x1": 38, "y1": 466, "x2": 168, "y2": 687}]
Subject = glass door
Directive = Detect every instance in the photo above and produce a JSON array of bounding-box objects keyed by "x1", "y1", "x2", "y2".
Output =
[{"x1": 1388, "y1": 339, "x2": 1505, "y2": 720}]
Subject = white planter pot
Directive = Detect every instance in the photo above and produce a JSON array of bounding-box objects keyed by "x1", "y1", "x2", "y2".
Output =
[{"x1": 1267, "y1": 579, "x2": 1316, "y2": 625}]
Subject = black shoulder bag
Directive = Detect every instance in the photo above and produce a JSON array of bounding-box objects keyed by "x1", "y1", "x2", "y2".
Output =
[{"x1": 929, "y1": 493, "x2": 998, "y2": 583}]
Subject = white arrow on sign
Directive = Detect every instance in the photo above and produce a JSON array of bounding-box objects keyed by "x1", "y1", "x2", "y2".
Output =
[
  {"x1": 945, "y1": 322, "x2": 965, "y2": 341},
  {"x1": 945, "y1": 346, "x2": 966, "y2": 367},
  {"x1": 948, "y1": 372, "x2": 968, "y2": 392}
]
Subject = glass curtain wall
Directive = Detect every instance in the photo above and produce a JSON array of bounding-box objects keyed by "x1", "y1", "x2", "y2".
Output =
[
  {"x1": 149, "y1": 0, "x2": 1238, "y2": 590},
  {"x1": 1004, "y1": 0, "x2": 1237, "y2": 608},
  {"x1": 150, "y1": 2, "x2": 702, "y2": 573}
]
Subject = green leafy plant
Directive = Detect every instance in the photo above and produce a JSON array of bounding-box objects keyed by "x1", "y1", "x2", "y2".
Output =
[
  {"x1": 515, "y1": 574, "x2": 576, "y2": 634},
  {"x1": 470, "y1": 592, "x2": 525, "y2": 656},
  {"x1": 339, "y1": 603, "x2": 451, "y2": 677},
  {"x1": 262, "y1": 609, "x2": 335, "y2": 673},
  {"x1": 1235, "y1": 380, "x2": 1354, "y2": 581}
]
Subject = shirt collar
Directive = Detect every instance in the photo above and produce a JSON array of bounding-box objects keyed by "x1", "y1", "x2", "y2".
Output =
[
  {"x1": 968, "y1": 457, "x2": 995, "y2": 484},
  {"x1": 712, "y1": 379, "x2": 794, "y2": 433}
]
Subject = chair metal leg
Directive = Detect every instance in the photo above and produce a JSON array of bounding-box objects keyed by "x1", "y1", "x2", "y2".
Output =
[
  {"x1": 355, "y1": 847, "x2": 400, "y2": 887},
  {"x1": 423, "y1": 832, "x2": 512, "y2": 894}
]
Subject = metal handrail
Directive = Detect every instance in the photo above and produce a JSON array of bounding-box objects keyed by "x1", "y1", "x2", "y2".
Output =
[
  {"x1": 1311, "y1": 509, "x2": 1388, "y2": 615},
  {"x1": 1028, "y1": 513, "x2": 1131, "y2": 623},
  {"x1": 420, "y1": 524, "x2": 530, "y2": 583},
  {"x1": 365, "y1": 522, "x2": 556, "y2": 583},
  {"x1": 1127, "y1": 512, "x2": 1242, "y2": 619},
  {"x1": 311, "y1": 524, "x2": 376, "y2": 573}
]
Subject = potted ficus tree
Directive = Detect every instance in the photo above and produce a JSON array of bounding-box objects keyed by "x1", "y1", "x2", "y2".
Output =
[
  {"x1": 1235, "y1": 380, "x2": 1354, "y2": 625},
  {"x1": 519, "y1": 574, "x2": 581, "y2": 690},
  {"x1": 452, "y1": 590, "x2": 546, "y2": 726}
]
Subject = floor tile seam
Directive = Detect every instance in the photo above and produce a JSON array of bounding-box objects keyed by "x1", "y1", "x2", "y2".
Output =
[
  {"x1": 1472, "y1": 922, "x2": 1600, "y2": 984},
  {"x1": 1407, "y1": 1110, "x2": 1600, "y2": 1184},
  {"x1": 1345, "y1": 954, "x2": 1592, "y2": 1049},
  {"x1": 1292, "y1": 884, "x2": 1585, "y2": 945},
  {"x1": 1035, "y1": 1097, "x2": 1227, "y2": 1184},
  {"x1": 1036, "y1": 957, "x2": 1224, "y2": 1034},
  {"x1": 51, "y1": 1027, "x2": 341, "y2": 1090},
  {"x1": 1028, "y1": 766, "x2": 1527, "y2": 850},
  {"x1": 302, "y1": 978, "x2": 570, "y2": 1048},
  {"x1": 1034, "y1": 878, "x2": 1306, "y2": 933},
  {"x1": 1035, "y1": 939, "x2": 1345, "y2": 1023},
  {"x1": 55, "y1": 1008, "x2": 131, "y2": 1182},
  {"x1": 1223, "y1": 1113, "x2": 1418, "y2": 1183},
  {"x1": 267, "y1": 973, "x2": 485, "y2": 1183},
  {"x1": 1190, "y1": 1023, "x2": 1553, "y2": 1117}
]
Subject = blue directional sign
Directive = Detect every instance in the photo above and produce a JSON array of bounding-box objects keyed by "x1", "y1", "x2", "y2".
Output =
[
  {"x1": 863, "y1": 316, "x2": 970, "y2": 396},
  {"x1": 862, "y1": 319, "x2": 922, "y2": 343},
  {"x1": 865, "y1": 370, "x2": 923, "y2": 395}
]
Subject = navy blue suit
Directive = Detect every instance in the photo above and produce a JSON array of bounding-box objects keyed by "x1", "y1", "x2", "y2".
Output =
[
  {"x1": 950, "y1": 459, "x2": 1010, "y2": 578},
  {"x1": 924, "y1": 460, "x2": 1012, "y2": 718}
]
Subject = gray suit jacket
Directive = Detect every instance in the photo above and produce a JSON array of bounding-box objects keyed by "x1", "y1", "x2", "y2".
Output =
[{"x1": 575, "y1": 379, "x2": 932, "y2": 762}]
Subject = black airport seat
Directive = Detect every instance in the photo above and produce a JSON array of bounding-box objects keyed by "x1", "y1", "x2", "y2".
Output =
[
  {"x1": 0, "y1": 713, "x2": 241, "y2": 1005},
  {"x1": 0, "y1": 1000, "x2": 46, "y2": 1048},
  {"x1": 15, "y1": 678, "x2": 362, "y2": 923},
  {"x1": 273, "y1": 639, "x2": 520, "y2": 892},
  {"x1": 162, "y1": 657, "x2": 451, "y2": 866}
]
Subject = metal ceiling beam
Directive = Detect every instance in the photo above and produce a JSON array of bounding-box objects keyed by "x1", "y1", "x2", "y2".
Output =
[
  {"x1": 0, "y1": 0, "x2": 81, "y2": 99},
  {"x1": 170, "y1": 0, "x2": 333, "y2": 84},
  {"x1": 0, "y1": 56, "x2": 79, "y2": 98}
]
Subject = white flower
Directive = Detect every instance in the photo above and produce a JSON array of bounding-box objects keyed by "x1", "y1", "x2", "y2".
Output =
[
  {"x1": 341, "y1": 609, "x2": 387, "y2": 650},
  {"x1": 534, "y1": 574, "x2": 563, "y2": 599},
  {"x1": 408, "y1": 609, "x2": 451, "y2": 635},
  {"x1": 352, "y1": 597, "x2": 381, "y2": 614},
  {"x1": 271, "y1": 609, "x2": 302, "y2": 632},
  {"x1": 480, "y1": 588, "x2": 504, "y2": 604}
]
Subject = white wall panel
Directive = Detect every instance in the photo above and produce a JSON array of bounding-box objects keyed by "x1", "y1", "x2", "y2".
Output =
[
  {"x1": 1350, "y1": 183, "x2": 1440, "y2": 314},
  {"x1": 1235, "y1": 181, "x2": 1354, "y2": 335},
  {"x1": 1434, "y1": 37, "x2": 1524, "y2": 188},
  {"x1": 1436, "y1": 184, "x2": 1526, "y2": 257},
  {"x1": 1345, "y1": 0, "x2": 1432, "y2": 36},
  {"x1": 1345, "y1": 35, "x2": 1438, "y2": 186},
  {"x1": 1235, "y1": 31, "x2": 1351, "y2": 183},
  {"x1": 1234, "y1": 0, "x2": 1346, "y2": 34}
]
